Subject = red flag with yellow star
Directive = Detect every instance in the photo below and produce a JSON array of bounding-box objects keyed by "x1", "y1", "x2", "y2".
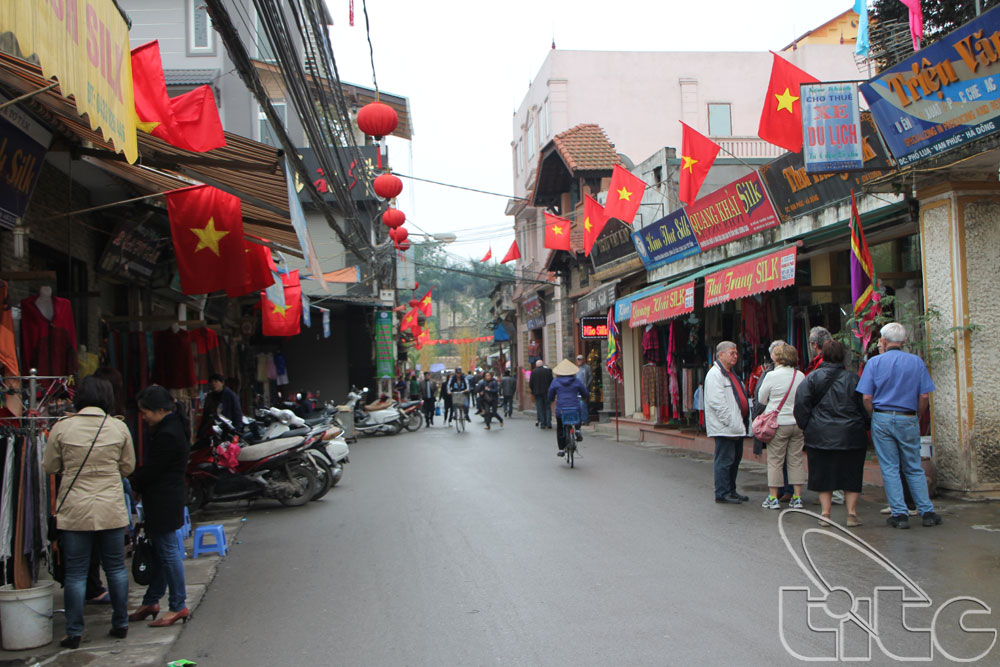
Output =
[
  {"x1": 166, "y1": 185, "x2": 247, "y2": 295},
  {"x1": 417, "y1": 289, "x2": 433, "y2": 317},
  {"x1": 480, "y1": 247, "x2": 492, "y2": 262},
  {"x1": 758, "y1": 52, "x2": 819, "y2": 153},
  {"x1": 226, "y1": 237, "x2": 276, "y2": 298},
  {"x1": 400, "y1": 308, "x2": 422, "y2": 335},
  {"x1": 500, "y1": 240, "x2": 520, "y2": 264},
  {"x1": 583, "y1": 195, "x2": 608, "y2": 257},
  {"x1": 603, "y1": 165, "x2": 645, "y2": 225},
  {"x1": 544, "y1": 213, "x2": 572, "y2": 251},
  {"x1": 261, "y1": 270, "x2": 302, "y2": 337},
  {"x1": 679, "y1": 122, "x2": 722, "y2": 206}
]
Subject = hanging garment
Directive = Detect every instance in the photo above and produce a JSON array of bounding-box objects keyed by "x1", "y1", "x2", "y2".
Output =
[
  {"x1": 642, "y1": 325, "x2": 663, "y2": 364},
  {"x1": 274, "y1": 352, "x2": 289, "y2": 386},
  {"x1": 0, "y1": 282, "x2": 18, "y2": 376},
  {"x1": 152, "y1": 329, "x2": 197, "y2": 389},
  {"x1": 266, "y1": 354, "x2": 277, "y2": 381},
  {"x1": 20, "y1": 295, "x2": 78, "y2": 375},
  {"x1": 190, "y1": 328, "x2": 223, "y2": 384},
  {"x1": 0, "y1": 437, "x2": 15, "y2": 563}
]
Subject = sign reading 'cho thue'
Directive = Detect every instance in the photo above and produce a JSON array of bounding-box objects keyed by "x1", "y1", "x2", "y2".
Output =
[
  {"x1": 704, "y1": 246, "x2": 797, "y2": 308},
  {"x1": 685, "y1": 171, "x2": 780, "y2": 251}
]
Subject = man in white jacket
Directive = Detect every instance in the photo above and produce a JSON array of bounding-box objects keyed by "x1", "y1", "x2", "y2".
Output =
[{"x1": 705, "y1": 341, "x2": 750, "y2": 504}]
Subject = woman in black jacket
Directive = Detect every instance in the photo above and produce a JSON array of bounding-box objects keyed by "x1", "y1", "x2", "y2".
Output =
[
  {"x1": 128, "y1": 385, "x2": 191, "y2": 627},
  {"x1": 793, "y1": 341, "x2": 869, "y2": 527}
]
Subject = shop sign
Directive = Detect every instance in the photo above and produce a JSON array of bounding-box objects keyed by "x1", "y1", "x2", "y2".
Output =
[
  {"x1": 523, "y1": 295, "x2": 544, "y2": 330},
  {"x1": 579, "y1": 316, "x2": 609, "y2": 339},
  {"x1": 704, "y1": 246, "x2": 797, "y2": 308},
  {"x1": 99, "y1": 219, "x2": 163, "y2": 283},
  {"x1": 0, "y1": 0, "x2": 138, "y2": 162},
  {"x1": 685, "y1": 171, "x2": 780, "y2": 251},
  {"x1": 295, "y1": 146, "x2": 381, "y2": 202},
  {"x1": 590, "y1": 218, "x2": 639, "y2": 271},
  {"x1": 629, "y1": 281, "x2": 695, "y2": 327},
  {"x1": 801, "y1": 82, "x2": 865, "y2": 172},
  {"x1": 760, "y1": 113, "x2": 894, "y2": 222},
  {"x1": 375, "y1": 310, "x2": 394, "y2": 378},
  {"x1": 577, "y1": 282, "x2": 617, "y2": 317},
  {"x1": 631, "y1": 209, "x2": 701, "y2": 270},
  {"x1": 860, "y1": 6, "x2": 1000, "y2": 167},
  {"x1": 0, "y1": 101, "x2": 51, "y2": 229}
]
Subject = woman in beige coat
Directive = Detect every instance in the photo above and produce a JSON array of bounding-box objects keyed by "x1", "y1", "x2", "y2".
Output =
[{"x1": 43, "y1": 375, "x2": 135, "y2": 649}]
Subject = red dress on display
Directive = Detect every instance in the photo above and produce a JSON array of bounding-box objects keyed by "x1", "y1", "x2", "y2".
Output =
[{"x1": 20, "y1": 294, "x2": 78, "y2": 376}]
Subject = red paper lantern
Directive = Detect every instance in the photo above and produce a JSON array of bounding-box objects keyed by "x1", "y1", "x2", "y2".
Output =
[
  {"x1": 382, "y1": 208, "x2": 405, "y2": 229},
  {"x1": 357, "y1": 101, "x2": 398, "y2": 139},
  {"x1": 388, "y1": 227, "x2": 398, "y2": 242},
  {"x1": 394, "y1": 227, "x2": 409, "y2": 244},
  {"x1": 373, "y1": 173, "x2": 403, "y2": 200},
  {"x1": 408, "y1": 299, "x2": 419, "y2": 307},
  {"x1": 397, "y1": 240, "x2": 411, "y2": 251}
]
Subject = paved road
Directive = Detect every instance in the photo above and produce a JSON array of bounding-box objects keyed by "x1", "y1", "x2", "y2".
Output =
[{"x1": 169, "y1": 414, "x2": 1000, "y2": 666}]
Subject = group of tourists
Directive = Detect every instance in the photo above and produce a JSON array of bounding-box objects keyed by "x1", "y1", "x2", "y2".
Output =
[
  {"x1": 412, "y1": 367, "x2": 518, "y2": 430},
  {"x1": 707, "y1": 322, "x2": 941, "y2": 530}
]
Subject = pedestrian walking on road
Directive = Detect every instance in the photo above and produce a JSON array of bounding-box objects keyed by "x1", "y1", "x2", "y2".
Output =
[
  {"x1": 500, "y1": 370, "x2": 516, "y2": 417},
  {"x1": 755, "y1": 344, "x2": 806, "y2": 510},
  {"x1": 480, "y1": 371, "x2": 504, "y2": 429},
  {"x1": 43, "y1": 375, "x2": 136, "y2": 649},
  {"x1": 857, "y1": 323, "x2": 941, "y2": 530},
  {"x1": 420, "y1": 371, "x2": 437, "y2": 426},
  {"x1": 129, "y1": 385, "x2": 191, "y2": 627},
  {"x1": 705, "y1": 341, "x2": 750, "y2": 504},
  {"x1": 793, "y1": 340, "x2": 868, "y2": 527},
  {"x1": 407, "y1": 371, "x2": 420, "y2": 402},
  {"x1": 529, "y1": 360, "x2": 553, "y2": 428},
  {"x1": 575, "y1": 354, "x2": 593, "y2": 422},
  {"x1": 548, "y1": 359, "x2": 588, "y2": 456},
  {"x1": 440, "y1": 373, "x2": 454, "y2": 424}
]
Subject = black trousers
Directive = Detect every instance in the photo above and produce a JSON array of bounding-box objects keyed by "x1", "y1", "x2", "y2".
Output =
[
  {"x1": 422, "y1": 397, "x2": 435, "y2": 425},
  {"x1": 482, "y1": 397, "x2": 502, "y2": 426}
]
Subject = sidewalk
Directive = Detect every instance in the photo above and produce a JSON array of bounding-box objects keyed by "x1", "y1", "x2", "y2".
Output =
[{"x1": 0, "y1": 516, "x2": 245, "y2": 667}]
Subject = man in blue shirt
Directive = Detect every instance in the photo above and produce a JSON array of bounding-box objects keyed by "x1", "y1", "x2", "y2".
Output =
[{"x1": 857, "y1": 322, "x2": 941, "y2": 529}]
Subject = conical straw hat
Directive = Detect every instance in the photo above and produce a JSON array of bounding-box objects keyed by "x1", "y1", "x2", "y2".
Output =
[{"x1": 552, "y1": 359, "x2": 578, "y2": 376}]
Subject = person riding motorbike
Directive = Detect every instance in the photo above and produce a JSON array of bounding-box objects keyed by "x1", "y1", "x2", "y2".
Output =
[
  {"x1": 547, "y1": 359, "x2": 588, "y2": 457},
  {"x1": 446, "y1": 369, "x2": 471, "y2": 422}
]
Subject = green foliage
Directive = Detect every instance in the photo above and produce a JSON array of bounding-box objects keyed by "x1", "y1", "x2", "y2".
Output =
[{"x1": 871, "y1": 0, "x2": 1000, "y2": 46}]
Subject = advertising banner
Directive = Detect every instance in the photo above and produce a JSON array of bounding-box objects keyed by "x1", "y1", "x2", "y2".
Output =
[
  {"x1": 296, "y1": 146, "x2": 381, "y2": 201},
  {"x1": 760, "y1": 113, "x2": 894, "y2": 222},
  {"x1": 579, "y1": 316, "x2": 610, "y2": 339},
  {"x1": 629, "y1": 282, "x2": 695, "y2": 327},
  {"x1": 686, "y1": 171, "x2": 780, "y2": 251},
  {"x1": 704, "y1": 246, "x2": 797, "y2": 308},
  {"x1": 577, "y1": 282, "x2": 618, "y2": 318},
  {"x1": 590, "y1": 218, "x2": 640, "y2": 272},
  {"x1": 860, "y1": 6, "x2": 1000, "y2": 166},
  {"x1": 0, "y1": 98, "x2": 51, "y2": 229},
  {"x1": 631, "y1": 209, "x2": 701, "y2": 270},
  {"x1": 801, "y1": 82, "x2": 865, "y2": 172},
  {"x1": 375, "y1": 311, "x2": 394, "y2": 378},
  {"x1": 99, "y1": 219, "x2": 163, "y2": 284}
]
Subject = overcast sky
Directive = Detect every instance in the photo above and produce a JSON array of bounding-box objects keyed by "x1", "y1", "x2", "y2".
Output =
[{"x1": 326, "y1": 0, "x2": 859, "y2": 263}]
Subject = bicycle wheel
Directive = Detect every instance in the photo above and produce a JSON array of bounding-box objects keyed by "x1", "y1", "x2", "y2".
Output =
[
  {"x1": 567, "y1": 440, "x2": 575, "y2": 468},
  {"x1": 457, "y1": 413, "x2": 465, "y2": 433}
]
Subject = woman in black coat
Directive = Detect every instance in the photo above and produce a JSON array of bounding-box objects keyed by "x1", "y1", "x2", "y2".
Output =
[
  {"x1": 129, "y1": 385, "x2": 191, "y2": 627},
  {"x1": 793, "y1": 340, "x2": 869, "y2": 527}
]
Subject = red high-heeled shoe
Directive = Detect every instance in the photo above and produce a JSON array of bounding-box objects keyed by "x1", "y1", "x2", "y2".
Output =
[
  {"x1": 128, "y1": 604, "x2": 160, "y2": 622},
  {"x1": 149, "y1": 607, "x2": 190, "y2": 627}
]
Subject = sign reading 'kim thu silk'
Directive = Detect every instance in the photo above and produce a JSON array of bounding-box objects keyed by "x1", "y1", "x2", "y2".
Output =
[
  {"x1": 685, "y1": 171, "x2": 780, "y2": 251},
  {"x1": 629, "y1": 282, "x2": 695, "y2": 327},
  {"x1": 704, "y1": 246, "x2": 797, "y2": 308}
]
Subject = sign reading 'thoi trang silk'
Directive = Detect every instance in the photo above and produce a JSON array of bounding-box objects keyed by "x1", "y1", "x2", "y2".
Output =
[
  {"x1": 685, "y1": 171, "x2": 780, "y2": 251},
  {"x1": 704, "y1": 246, "x2": 797, "y2": 308},
  {"x1": 861, "y1": 5, "x2": 1000, "y2": 167}
]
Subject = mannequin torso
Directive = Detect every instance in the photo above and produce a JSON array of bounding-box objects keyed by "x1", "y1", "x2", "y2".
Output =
[{"x1": 36, "y1": 286, "x2": 54, "y2": 321}]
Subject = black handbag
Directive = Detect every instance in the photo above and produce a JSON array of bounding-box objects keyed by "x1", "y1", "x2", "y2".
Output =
[
  {"x1": 131, "y1": 529, "x2": 154, "y2": 585},
  {"x1": 48, "y1": 413, "x2": 108, "y2": 584}
]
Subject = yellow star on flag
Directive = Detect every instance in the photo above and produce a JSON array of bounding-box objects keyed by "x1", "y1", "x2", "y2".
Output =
[
  {"x1": 584, "y1": 216, "x2": 592, "y2": 233},
  {"x1": 774, "y1": 87, "x2": 800, "y2": 114},
  {"x1": 421, "y1": 294, "x2": 431, "y2": 305},
  {"x1": 681, "y1": 155, "x2": 698, "y2": 172},
  {"x1": 272, "y1": 302, "x2": 291, "y2": 317},
  {"x1": 190, "y1": 217, "x2": 229, "y2": 256},
  {"x1": 552, "y1": 224, "x2": 564, "y2": 235},
  {"x1": 616, "y1": 187, "x2": 633, "y2": 201},
  {"x1": 133, "y1": 110, "x2": 160, "y2": 134}
]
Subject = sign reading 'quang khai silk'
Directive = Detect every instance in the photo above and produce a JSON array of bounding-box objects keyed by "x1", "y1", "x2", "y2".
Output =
[
  {"x1": 685, "y1": 171, "x2": 780, "y2": 251},
  {"x1": 704, "y1": 246, "x2": 797, "y2": 307}
]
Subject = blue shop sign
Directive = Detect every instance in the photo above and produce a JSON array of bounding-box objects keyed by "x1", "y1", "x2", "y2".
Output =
[
  {"x1": 0, "y1": 100, "x2": 51, "y2": 229},
  {"x1": 631, "y1": 208, "x2": 701, "y2": 271},
  {"x1": 861, "y1": 5, "x2": 1000, "y2": 167}
]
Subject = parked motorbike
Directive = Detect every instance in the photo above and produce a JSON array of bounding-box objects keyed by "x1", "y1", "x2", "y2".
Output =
[
  {"x1": 347, "y1": 387, "x2": 406, "y2": 436},
  {"x1": 187, "y1": 415, "x2": 319, "y2": 510},
  {"x1": 397, "y1": 399, "x2": 424, "y2": 431}
]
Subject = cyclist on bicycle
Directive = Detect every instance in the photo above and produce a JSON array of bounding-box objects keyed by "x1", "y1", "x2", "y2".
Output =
[
  {"x1": 446, "y1": 368, "x2": 471, "y2": 422},
  {"x1": 547, "y1": 359, "x2": 588, "y2": 457}
]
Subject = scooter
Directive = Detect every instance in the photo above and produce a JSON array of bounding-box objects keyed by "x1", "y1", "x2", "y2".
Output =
[
  {"x1": 347, "y1": 387, "x2": 406, "y2": 436},
  {"x1": 187, "y1": 415, "x2": 319, "y2": 510},
  {"x1": 397, "y1": 399, "x2": 424, "y2": 431}
]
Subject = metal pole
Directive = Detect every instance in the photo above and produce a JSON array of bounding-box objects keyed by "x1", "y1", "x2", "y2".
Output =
[
  {"x1": 615, "y1": 380, "x2": 620, "y2": 442},
  {"x1": 977, "y1": 0, "x2": 982, "y2": 16},
  {"x1": 0, "y1": 82, "x2": 59, "y2": 112}
]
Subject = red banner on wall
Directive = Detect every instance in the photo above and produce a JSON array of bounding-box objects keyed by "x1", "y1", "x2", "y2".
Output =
[
  {"x1": 629, "y1": 282, "x2": 695, "y2": 327},
  {"x1": 704, "y1": 246, "x2": 797, "y2": 308},
  {"x1": 686, "y1": 171, "x2": 780, "y2": 251}
]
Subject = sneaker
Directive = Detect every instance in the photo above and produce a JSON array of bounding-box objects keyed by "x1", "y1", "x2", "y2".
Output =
[
  {"x1": 846, "y1": 514, "x2": 863, "y2": 527},
  {"x1": 484, "y1": 425, "x2": 490, "y2": 430},
  {"x1": 761, "y1": 496, "x2": 780, "y2": 510},
  {"x1": 574, "y1": 431, "x2": 582, "y2": 442},
  {"x1": 922, "y1": 511, "x2": 943, "y2": 527},
  {"x1": 887, "y1": 514, "x2": 910, "y2": 529},
  {"x1": 880, "y1": 506, "x2": 892, "y2": 514},
  {"x1": 832, "y1": 490, "x2": 845, "y2": 505},
  {"x1": 557, "y1": 450, "x2": 565, "y2": 457},
  {"x1": 789, "y1": 496, "x2": 804, "y2": 509}
]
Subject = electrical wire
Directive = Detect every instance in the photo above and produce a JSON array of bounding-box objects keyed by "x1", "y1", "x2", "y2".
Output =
[{"x1": 394, "y1": 172, "x2": 528, "y2": 200}]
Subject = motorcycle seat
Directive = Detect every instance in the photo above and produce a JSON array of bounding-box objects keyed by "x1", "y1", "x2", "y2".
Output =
[
  {"x1": 302, "y1": 414, "x2": 328, "y2": 426},
  {"x1": 399, "y1": 400, "x2": 422, "y2": 409},
  {"x1": 364, "y1": 401, "x2": 393, "y2": 412},
  {"x1": 237, "y1": 436, "x2": 302, "y2": 463}
]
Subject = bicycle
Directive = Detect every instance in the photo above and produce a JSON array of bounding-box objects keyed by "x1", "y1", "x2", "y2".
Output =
[
  {"x1": 451, "y1": 391, "x2": 468, "y2": 433},
  {"x1": 560, "y1": 410, "x2": 581, "y2": 468}
]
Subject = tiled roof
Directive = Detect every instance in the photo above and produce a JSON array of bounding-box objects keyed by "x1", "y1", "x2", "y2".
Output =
[
  {"x1": 164, "y1": 69, "x2": 219, "y2": 86},
  {"x1": 551, "y1": 124, "x2": 621, "y2": 173}
]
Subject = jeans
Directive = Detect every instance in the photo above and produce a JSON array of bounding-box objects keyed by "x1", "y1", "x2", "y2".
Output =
[
  {"x1": 713, "y1": 437, "x2": 744, "y2": 500},
  {"x1": 142, "y1": 530, "x2": 187, "y2": 612},
  {"x1": 534, "y1": 396, "x2": 551, "y2": 428},
  {"x1": 61, "y1": 528, "x2": 129, "y2": 636},
  {"x1": 871, "y1": 411, "x2": 934, "y2": 516},
  {"x1": 502, "y1": 395, "x2": 514, "y2": 417}
]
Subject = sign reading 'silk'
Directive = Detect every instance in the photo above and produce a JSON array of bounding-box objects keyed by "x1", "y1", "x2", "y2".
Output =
[
  {"x1": 704, "y1": 246, "x2": 797, "y2": 307},
  {"x1": 685, "y1": 172, "x2": 780, "y2": 251},
  {"x1": 861, "y1": 5, "x2": 1000, "y2": 166}
]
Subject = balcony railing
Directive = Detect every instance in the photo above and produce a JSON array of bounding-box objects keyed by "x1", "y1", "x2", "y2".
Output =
[{"x1": 714, "y1": 136, "x2": 785, "y2": 159}]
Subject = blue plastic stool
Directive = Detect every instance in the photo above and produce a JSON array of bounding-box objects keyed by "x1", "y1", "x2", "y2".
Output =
[
  {"x1": 191, "y1": 524, "x2": 228, "y2": 558},
  {"x1": 182, "y1": 507, "x2": 192, "y2": 538},
  {"x1": 175, "y1": 528, "x2": 187, "y2": 559}
]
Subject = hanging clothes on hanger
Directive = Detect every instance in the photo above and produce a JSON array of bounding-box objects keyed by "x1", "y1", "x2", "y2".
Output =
[
  {"x1": 20, "y1": 295, "x2": 78, "y2": 376},
  {"x1": 0, "y1": 281, "x2": 19, "y2": 376}
]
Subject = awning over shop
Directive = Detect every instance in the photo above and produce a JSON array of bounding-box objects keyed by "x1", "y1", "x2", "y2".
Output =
[
  {"x1": 701, "y1": 245, "x2": 797, "y2": 308},
  {"x1": 629, "y1": 281, "x2": 695, "y2": 327},
  {"x1": 614, "y1": 281, "x2": 669, "y2": 323}
]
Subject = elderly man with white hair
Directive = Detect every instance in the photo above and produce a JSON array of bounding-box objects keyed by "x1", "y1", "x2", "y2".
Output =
[
  {"x1": 705, "y1": 341, "x2": 750, "y2": 504},
  {"x1": 857, "y1": 322, "x2": 941, "y2": 529}
]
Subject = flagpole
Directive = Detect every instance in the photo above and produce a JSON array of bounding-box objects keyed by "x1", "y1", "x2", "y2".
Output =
[
  {"x1": 715, "y1": 144, "x2": 760, "y2": 173},
  {"x1": 615, "y1": 380, "x2": 620, "y2": 443}
]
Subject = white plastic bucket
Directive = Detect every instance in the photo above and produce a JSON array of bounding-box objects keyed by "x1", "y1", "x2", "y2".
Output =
[
  {"x1": 920, "y1": 435, "x2": 933, "y2": 459},
  {"x1": 0, "y1": 581, "x2": 54, "y2": 650}
]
